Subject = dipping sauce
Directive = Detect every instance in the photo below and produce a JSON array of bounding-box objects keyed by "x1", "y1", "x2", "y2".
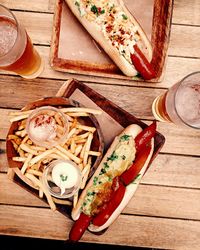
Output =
[
  {"x1": 26, "y1": 106, "x2": 69, "y2": 148},
  {"x1": 52, "y1": 161, "x2": 80, "y2": 195},
  {"x1": 43, "y1": 159, "x2": 81, "y2": 199}
]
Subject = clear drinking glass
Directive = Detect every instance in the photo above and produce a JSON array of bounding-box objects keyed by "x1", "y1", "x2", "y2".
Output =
[
  {"x1": 26, "y1": 106, "x2": 69, "y2": 148},
  {"x1": 0, "y1": 4, "x2": 44, "y2": 78},
  {"x1": 42, "y1": 159, "x2": 81, "y2": 199},
  {"x1": 152, "y1": 72, "x2": 200, "y2": 129}
]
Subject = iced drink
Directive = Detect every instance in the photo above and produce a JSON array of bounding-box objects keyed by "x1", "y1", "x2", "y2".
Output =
[
  {"x1": 0, "y1": 5, "x2": 43, "y2": 78},
  {"x1": 152, "y1": 72, "x2": 200, "y2": 129}
]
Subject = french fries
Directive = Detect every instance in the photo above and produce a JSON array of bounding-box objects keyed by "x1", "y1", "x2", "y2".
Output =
[{"x1": 8, "y1": 106, "x2": 102, "y2": 211}]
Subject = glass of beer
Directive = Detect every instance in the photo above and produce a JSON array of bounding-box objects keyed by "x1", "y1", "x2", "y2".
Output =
[
  {"x1": 0, "y1": 4, "x2": 44, "y2": 78},
  {"x1": 152, "y1": 72, "x2": 200, "y2": 129}
]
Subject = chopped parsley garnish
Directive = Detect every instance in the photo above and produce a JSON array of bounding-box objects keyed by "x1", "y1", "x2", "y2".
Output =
[
  {"x1": 121, "y1": 155, "x2": 126, "y2": 160},
  {"x1": 83, "y1": 202, "x2": 87, "y2": 206},
  {"x1": 99, "y1": 168, "x2": 106, "y2": 175},
  {"x1": 108, "y1": 176, "x2": 112, "y2": 182},
  {"x1": 75, "y1": 1, "x2": 80, "y2": 7},
  {"x1": 120, "y1": 134, "x2": 131, "y2": 142},
  {"x1": 104, "y1": 162, "x2": 109, "y2": 169},
  {"x1": 75, "y1": 1, "x2": 81, "y2": 13},
  {"x1": 93, "y1": 176, "x2": 98, "y2": 185},
  {"x1": 60, "y1": 174, "x2": 68, "y2": 182},
  {"x1": 107, "y1": 151, "x2": 118, "y2": 161},
  {"x1": 87, "y1": 191, "x2": 95, "y2": 196},
  {"x1": 122, "y1": 14, "x2": 128, "y2": 20},
  {"x1": 91, "y1": 5, "x2": 105, "y2": 15},
  {"x1": 91, "y1": 5, "x2": 98, "y2": 14}
]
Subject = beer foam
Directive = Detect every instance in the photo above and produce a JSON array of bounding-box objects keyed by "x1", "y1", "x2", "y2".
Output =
[
  {"x1": 176, "y1": 84, "x2": 200, "y2": 127},
  {"x1": 0, "y1": 16, "x2": 17, "y2": 56}
]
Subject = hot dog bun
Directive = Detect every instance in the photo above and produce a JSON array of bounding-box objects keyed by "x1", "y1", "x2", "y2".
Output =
[
  {"x1": 88, "y1": 139, "x2": 154, "y2": 232},
  {"x1": 65, "y1": 0, "x2": 152, "y2": 77},
  {"x1": 71, "y1": 124, "x2": 143, "y2": 221}
]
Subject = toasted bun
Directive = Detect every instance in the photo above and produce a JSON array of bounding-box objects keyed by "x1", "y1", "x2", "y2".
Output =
[
  {"x1": 65, "y1": 0, "x2": 152, "y2": 77},
  {"x1": 88, "y1": 138, "x2": 154, "y2": 232},
  {"x1": 71, "y1": 124, "x2": 142, "y2": 221}
]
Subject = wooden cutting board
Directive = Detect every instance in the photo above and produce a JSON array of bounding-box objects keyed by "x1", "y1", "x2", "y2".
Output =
[{"x1": 50, "y1": 0, "x2": 173, "y2": 82}]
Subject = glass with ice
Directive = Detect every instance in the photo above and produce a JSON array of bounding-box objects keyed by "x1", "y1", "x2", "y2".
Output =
[
  {"x1": 152, "y1": 72, "x2": 200, "y2": 129},
  {"x1": 0, "y1": 4, "x2": 44, "y2": 78}
]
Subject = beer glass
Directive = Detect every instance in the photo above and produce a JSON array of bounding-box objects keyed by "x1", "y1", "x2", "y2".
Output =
[
  {"x1": 152, "y1": 72, "x2": 200, "y2": 129},
  {"x1": 0, "y1": 4, "x2": 44, "y2": 78}
]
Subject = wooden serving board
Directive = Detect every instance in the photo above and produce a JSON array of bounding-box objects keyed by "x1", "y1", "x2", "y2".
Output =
[
  {"x1": 50, "y1": 0, "x2": 173, "y2": 82},
  {"x1": 7, "y1": 79, "x2": 165, "y2": 220}
]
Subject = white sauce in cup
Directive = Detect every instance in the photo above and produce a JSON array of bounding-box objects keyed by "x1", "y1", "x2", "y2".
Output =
[
  {"x1": 52, "y1": 162, "x2": 79, "y2": 195},
  {"x1": 43, "y1": 159, "x2": 81, "y2": 199}
]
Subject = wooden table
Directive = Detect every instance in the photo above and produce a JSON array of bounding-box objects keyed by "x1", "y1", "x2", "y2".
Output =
[{"x1": 0, "y1": 0, "x2": 200, "y2": 249}]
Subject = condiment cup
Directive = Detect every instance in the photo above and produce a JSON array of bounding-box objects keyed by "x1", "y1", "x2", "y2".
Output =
[
  {"x1": 42, "y1": 159, "x2": 81, "y2": 199},
  {"x1": 26, "y1": 106, "x2": 69, "y2": 148}
]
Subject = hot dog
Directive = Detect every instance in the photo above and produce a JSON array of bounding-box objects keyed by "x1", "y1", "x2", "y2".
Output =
[
  {"x1": 69, "y1": 122, "x2": 156, "y2": 241},
  {"x1": 65, "y1": 0, "x2": 155, "y2": 80}
]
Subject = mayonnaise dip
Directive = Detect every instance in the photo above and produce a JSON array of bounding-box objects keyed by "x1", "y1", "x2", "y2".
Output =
[
  {"x1": 52, "y1": 161, "x2": 80, "y2": 195},
  {"x1": 43, "y1": 160, "x2": 81, "y2": 198}
]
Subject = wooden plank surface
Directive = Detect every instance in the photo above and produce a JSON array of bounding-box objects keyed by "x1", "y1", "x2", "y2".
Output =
[
  {"x1": 6, "y1": 12, "x2": 199, "y2": 59},
  {"x1": 1, "y1": 142, "x2": 200, "y2": 188},
  {"x1": 1, "y1": 204, "x2": 200, "y2": 249},
  {"x1": 0, "y1": 8, "x2": 197, "y2": 60},
  {"x1": 2, "y1": 0, "x2": 200, "y2": 26},
  {"x1": 1, "y1": 46, "x2": 200, "y2": 89},
  {"x1": 0, "y1": 0, "x2": 200, "y2": 249},
  {"x1": 1, "y1": 107, "x2": 200, "y2": 156},
  {"x1": 1, "y1": 173, "x2": 200, "y2": 221}
]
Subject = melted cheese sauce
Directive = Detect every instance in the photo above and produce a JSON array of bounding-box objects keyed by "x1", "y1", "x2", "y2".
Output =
[
  {"x1": 74, "y1": 0, "x2": 139, "y2": 64},
  {"x1": 81, "y1": 134, "x2": 136, "y2": 216}
]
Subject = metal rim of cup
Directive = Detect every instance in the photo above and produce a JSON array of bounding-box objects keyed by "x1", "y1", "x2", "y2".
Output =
[
  {"x1": 174, "y1": 71, "x2": 200, "y2": 129},
  {"x1": 0, "y1": 4, "x2": 20, "y2": 58},
  {"x1": 25, "y1": 106, "x2": 69, "y2": 148}
]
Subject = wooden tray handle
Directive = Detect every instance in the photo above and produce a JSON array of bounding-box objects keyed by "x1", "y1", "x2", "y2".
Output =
[{"x1": 56, "y1": 79, "x2": 75, "y2": 98}]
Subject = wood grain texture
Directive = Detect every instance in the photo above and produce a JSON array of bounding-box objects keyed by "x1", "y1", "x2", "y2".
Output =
[
  {"x1": 143, "y1": 154, "x2": 200, "y2": 188},
  {"x1": 1, "y1": 0, "x2": 55, "y2": 12},
  {"x1": 1, "y1": 81, "x2": 200, "y2": 157},
  {"x1": 2, "y1": 0, "x2": 200, "y2": 26},
  {"x1": 50, "y1": 0, "x2": 172, "y2": 81},
  {"x1": 0, "y1": 141, "x2": 7, "y2": 173},
  {"x1": 173, "y1": 0, "x2": 200, "y2": 25},
  {"x1": 0, "y1": 10, "x2": 197, "y2": 60},
  {"x1": 0, "y1": 204, "x2": 200, "y2": 249},
  {"x1": 169, "y1": 25, "x2": 200, "y2": 58},
  {"x1": 1, "y1": 46, "x2": 200, "y2": 89},
  {"x1": 13, "y1": 11, "x2": 53, "y2": 45},
  {"x1": 1, "y1": 0, "x2": 200, "y2": 25},
  {"x1": 0, "y1": 174, "x2": 48, "y2": 207},
  {"x1": 151, "y1": 0, "x2": 173, "y2": 79},
  {"x1": 0, "y1": 0, "x2": 200, "y2": 248},
  {"x1": 1, "y1": 173, "x2": 200, "y2": 221},
  {"x1": 1, "y1": 140, "x2": 200, "y2": 188}
]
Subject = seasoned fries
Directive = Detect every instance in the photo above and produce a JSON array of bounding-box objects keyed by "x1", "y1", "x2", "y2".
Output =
[{"x1": 8, "y1": 106, "x2": 102, "y2": 211}]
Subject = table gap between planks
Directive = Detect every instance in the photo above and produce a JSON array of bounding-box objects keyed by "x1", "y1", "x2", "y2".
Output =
[{"x1": 0, "y1": 0, "x2": 200, "y2": 249}]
